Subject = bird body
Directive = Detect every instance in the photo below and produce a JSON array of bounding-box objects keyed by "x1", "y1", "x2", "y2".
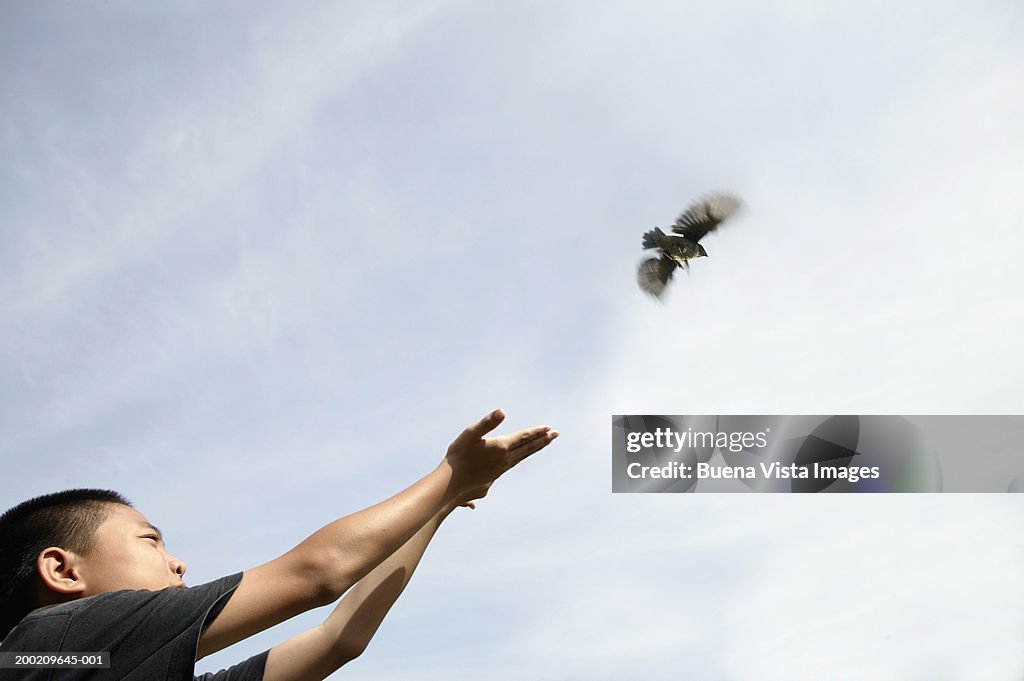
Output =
[
  {"x1": 641, "y1": 226, "x2": 708, "y2": 266},
  {"x1": 636, "y1": 193, "x2": 741, "y2": 298}
]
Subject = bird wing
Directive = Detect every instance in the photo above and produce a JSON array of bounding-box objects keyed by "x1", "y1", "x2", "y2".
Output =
[
  {"x1": 671, "y1": 193, "x2": 742, "y2": 242},
  {"x1": 637, "y1": 255, "x2": 678, "y2": 298}
]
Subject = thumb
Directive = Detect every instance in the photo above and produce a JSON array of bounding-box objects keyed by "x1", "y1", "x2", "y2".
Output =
[{"x1": 461, "y1": 408, "x2": 506, "y2": 440}]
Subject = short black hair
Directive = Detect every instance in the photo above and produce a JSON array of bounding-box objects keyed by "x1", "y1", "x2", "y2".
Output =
[{"x1": 0, "y1": 489, "x2": 132, "y2": 640}]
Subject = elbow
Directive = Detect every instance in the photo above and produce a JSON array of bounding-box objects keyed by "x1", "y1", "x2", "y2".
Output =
[
  {"x1": 298, "y1": 546, "x2": 357, "y2": 607},
  {"x1": 331, "y1": 640, "x2": 368, "y2": 666}
]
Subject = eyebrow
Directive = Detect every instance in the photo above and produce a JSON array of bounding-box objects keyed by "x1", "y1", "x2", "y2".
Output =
[{"x1": 141, "y1": 523, "x2": 164, "y2": 542}]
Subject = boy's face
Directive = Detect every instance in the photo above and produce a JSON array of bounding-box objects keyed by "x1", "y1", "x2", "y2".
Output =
[{"x1": 74, "y1": 503, "x2": 187, "y2": 594}]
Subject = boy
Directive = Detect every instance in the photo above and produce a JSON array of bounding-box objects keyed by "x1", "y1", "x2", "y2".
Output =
[{"x1": 0, "y1": 409, "x2": 557, "y2": 680}]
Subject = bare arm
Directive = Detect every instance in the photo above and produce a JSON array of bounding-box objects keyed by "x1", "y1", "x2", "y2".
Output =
[
  {"x1": 198, "y1": 409, "x2": 557, "y2": 658},
  {"x1": 261, "y1": 503, "x2": 459, "y2": 681}
]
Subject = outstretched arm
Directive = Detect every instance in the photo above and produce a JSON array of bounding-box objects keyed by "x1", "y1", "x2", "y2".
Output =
[
  {"x1": 198, "y1": 409, "x2": 557, "y2": 658},
  {"x1": 261, "y1": 502, "x2": 461, "y2": 681}
]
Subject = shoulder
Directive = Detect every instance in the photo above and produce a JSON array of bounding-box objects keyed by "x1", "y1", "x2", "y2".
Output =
[
  {"x1": 1, "y1": 574, "x2": 247, "y2": 680},
  {"x1": 5, "y1": 573, "x2": 244, "y2": 645}
]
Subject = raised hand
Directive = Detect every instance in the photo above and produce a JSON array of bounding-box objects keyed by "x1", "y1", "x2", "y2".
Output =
[{"x1": 443, "y1": 409, "x2": 558, "y2": 502}]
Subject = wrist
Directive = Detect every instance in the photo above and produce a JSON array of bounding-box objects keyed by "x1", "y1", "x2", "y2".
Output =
[{"x1": 432, "y1": 460, "x2": 466, "y2": 505}]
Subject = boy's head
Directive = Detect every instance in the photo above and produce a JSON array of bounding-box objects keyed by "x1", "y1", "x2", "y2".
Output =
[{"x1": 0, "y1": 489, "x2": 187, "y2": 639}]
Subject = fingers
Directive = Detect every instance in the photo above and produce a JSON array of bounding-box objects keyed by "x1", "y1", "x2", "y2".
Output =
[
  {"x1": 506, "y1": 428, "x2": 559, "y2": 465},
  {"x1": 502, "y1": 423, "x2": 548, "y2": 441},
  {"x1": 461, "y1": 408, "x2": 506, "y2": 440},
  {"x1": 496, "y1": 424, "x2": 552, "y2": 449},
  {"x1": 454, "y1": 411, "x2": 559, "y2": 483}
]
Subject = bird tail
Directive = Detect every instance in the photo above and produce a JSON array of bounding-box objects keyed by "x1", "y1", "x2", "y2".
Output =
[{"x1": 641, "y1": 227, "x2": 665, "y2": 250}]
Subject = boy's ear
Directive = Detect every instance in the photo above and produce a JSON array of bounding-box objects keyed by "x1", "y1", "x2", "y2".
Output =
[{"x1": 37, "y1": 547, "x2": 88, "y2": 596}]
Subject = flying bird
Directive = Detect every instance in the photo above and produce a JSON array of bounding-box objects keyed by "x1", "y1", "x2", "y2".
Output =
[{"x1": 636, "y1": 193, "x2": 742, "y2": 298}]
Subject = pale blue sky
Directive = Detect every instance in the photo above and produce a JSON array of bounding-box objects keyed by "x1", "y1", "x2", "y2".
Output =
[{"x1": 2, "y1": 2, "x2": 1023, "y2": 679}]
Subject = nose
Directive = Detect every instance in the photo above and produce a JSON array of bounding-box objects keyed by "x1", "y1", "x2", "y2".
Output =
[{"x1": 169, "y1": 557, "x2": 187, "y2": 577}]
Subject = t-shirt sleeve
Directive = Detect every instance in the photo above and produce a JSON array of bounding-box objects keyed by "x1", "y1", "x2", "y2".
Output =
[
  {"x1": 45, "y1": 572, "x2": 263, "y2": 681},
  {"x1": 194, "y1": 650, "x2": 270, "y2": 681}
]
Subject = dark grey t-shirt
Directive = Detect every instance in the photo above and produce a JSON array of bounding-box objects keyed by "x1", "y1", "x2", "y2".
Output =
[{"x1": 0, "y1": 573, "x2": 267, "y2": 680}]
